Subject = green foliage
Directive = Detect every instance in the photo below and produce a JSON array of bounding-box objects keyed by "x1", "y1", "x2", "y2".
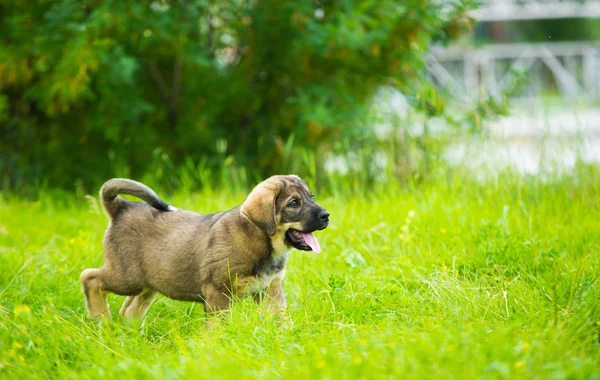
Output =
[
  {"x1": 0, "y1": 0, "x2": 475, "y2": 192},
  {"x1": 475, "y1": 17, "x2": 600, "y2": 44},
  {"x1": 1, "y1": 167, "x2": 599, "y2": 378}
]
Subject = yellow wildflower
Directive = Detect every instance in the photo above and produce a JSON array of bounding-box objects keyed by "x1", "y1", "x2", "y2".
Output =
[{"x1": 13, "y1": 305, "x2": 31, "y2": 316}]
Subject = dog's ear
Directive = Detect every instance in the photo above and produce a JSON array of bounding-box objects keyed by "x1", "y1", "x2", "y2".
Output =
[{"x1": 240, "y1": 179, "x2": 281, "y2": 236}]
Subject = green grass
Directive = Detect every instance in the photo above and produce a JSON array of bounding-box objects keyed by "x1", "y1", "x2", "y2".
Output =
[{"x1": 1, "y1": 169, "x2": 599, "y2": 379}]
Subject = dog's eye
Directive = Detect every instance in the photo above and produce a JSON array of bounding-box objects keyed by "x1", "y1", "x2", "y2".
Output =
[{"x1": 288, "y1": 199, "x2": 300, "y2": 208}]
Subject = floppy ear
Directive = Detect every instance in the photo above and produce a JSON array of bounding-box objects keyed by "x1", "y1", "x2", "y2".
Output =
[{"x1": 240, "y1": 180, "x2": 281, "y2": 236}]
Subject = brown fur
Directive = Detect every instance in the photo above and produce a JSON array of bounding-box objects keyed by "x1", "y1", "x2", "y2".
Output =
[{"x1": 80, "y1": 175, "x2": 329, "y2": 326}]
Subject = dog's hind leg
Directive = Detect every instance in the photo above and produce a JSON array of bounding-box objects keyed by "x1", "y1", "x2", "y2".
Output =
[
  {"x1": 121, "y1": 288, "x2": 157, "y2": 323},
  {"x1": 119, "y1": 296, "x2": 134, "y2": 318},
  {"x1": 80, "y1": 268, "x2": 112, "y2": 319},
  {"x1": 81, "y1": 265, "x2": 145, "y2": 320}
]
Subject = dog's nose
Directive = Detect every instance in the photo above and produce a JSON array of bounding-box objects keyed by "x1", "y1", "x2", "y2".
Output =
[{"x1": 318, "y1": 209, "x2": 330, "y2": 221}]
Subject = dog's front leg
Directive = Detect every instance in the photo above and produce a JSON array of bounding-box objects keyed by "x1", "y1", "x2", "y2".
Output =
[
  {"x1": 203, "y1": 284, "x2": 231, "y2": 329},
  {"x1": 266, "y1": 270, "x2": 287, "y2": 319}
]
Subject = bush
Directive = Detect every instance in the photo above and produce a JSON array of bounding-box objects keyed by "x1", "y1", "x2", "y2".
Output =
[{"x1": 0, "y1": 0, "x2": 475, "y2": 192}]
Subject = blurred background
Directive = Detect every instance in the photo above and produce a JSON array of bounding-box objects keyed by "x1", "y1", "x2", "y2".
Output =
[{"x1": 1, "y1": 0, "x2": 599, "y2": 195}]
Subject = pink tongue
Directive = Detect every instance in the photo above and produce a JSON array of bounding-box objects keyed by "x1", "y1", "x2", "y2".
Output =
[{"x1": 300, "y1": 232, "x2": 321, "y2": 253}]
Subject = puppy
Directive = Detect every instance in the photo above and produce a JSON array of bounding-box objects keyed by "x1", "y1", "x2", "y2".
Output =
[{"x1": 80, "y1": 175, "x2": 329, "y2": 324}]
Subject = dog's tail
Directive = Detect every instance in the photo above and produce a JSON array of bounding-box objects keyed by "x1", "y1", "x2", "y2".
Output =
[{"x1": 100, "y1": 178, "x2": 175, "y2": 218}]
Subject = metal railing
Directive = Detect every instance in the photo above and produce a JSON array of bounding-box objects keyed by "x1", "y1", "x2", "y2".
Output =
[
  {"x1": 471, "y1": 0, "x2": 600, "y2": 21},
  {"x1": 427, "y1": 42, "x2": 600, "y2": 102}
]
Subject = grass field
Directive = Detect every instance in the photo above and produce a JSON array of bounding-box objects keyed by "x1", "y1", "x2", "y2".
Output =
[{"x1": 1, "y1": 169, "x2": 599, "y2": 379}]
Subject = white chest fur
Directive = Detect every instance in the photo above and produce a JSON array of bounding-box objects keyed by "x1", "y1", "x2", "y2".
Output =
[
  {"x1": 238, "y1": 249, "x2": 291, "y2": 296},
  {"x1": 243, "y1": 269, "x2": 285, "y2": 295}
]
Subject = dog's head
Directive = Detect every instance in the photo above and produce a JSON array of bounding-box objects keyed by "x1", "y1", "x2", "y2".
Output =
[{"x1": 240, "y1": 175, "x2": 329, "y2": 253}]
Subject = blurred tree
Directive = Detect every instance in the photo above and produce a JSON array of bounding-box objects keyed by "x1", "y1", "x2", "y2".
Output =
[{"x1": 0, "y1": 0, "x2": 474, "y2": 191}]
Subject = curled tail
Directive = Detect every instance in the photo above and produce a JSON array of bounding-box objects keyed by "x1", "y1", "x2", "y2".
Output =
[{"x1": 100, "y1": 178, "x2": 175, "y2": 218}]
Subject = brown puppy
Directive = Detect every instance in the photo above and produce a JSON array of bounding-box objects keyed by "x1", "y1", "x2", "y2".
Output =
[{"x1": 80, "y1": 175, "x2": 329, "y2": 324}]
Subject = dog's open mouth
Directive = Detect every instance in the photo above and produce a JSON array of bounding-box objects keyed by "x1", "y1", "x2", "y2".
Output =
[{"x1": 285, "y1": 229, "x2": 321, "y2": 253}]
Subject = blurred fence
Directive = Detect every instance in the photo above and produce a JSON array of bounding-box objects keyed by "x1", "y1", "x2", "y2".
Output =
[
  {"x1": 472, "y1": 0, "x2": 600, "y2": 21},
  {"x1": 427, "y1": 42, "x2": 600, "y2": 102},
  {"x1": 428, "y1": 0, "x2": 600, "y2": 103}
]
